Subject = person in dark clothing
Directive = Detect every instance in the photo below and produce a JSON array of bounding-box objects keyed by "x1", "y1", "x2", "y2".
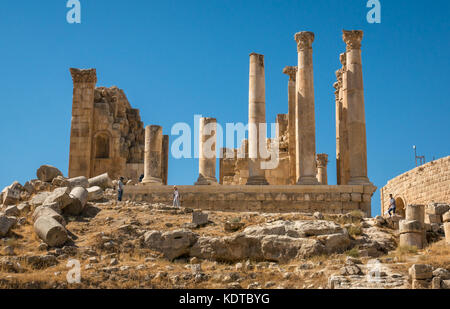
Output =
[
  {"x1": 118, "y1": 177, "x2": 125, "y2": 202},
  {"x1": 139, "y1": 174, "x2": 144, "y2": 183},
  {"x1": 388, "y1": 194, "x2": 396, "y2": 217}
]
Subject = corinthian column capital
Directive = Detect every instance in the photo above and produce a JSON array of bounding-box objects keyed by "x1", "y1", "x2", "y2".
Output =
[
  {"x1": 343, "y1": 30, "x2": 363, "y2": 51},
  {"x1": 283, "y1": 66, "x2": 297, "y2": 81},
  {"x1": 316, "y1": 153, "x2": 329, "y2": 168},
  {"x1": 295, "y1": 31, "x2": 315, "y2": 52},
  {"x1": 70, "y1": 68, "x2": 97, "y2": 84}
]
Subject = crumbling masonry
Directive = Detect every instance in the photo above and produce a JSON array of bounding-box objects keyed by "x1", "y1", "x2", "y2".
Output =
[{"x1": 69, "y1": 30, "x2": 377, "y2": 215}]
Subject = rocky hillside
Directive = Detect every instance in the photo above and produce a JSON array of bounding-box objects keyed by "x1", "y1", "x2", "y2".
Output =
[{"x1": 0, "y1": 165, "x2": 449, "y2": 289}]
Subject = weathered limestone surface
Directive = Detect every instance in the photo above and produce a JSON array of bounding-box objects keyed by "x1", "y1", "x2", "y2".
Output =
[
  {"x1": 88, "y1": 173, "x2": 113, "y2": 189},
  {"x1": 68, "y1": 68, "x2": 145, "y2": 181},
  {"x1": 335, "y1": 53, "x2": 350, "y2": 185},
  {"x1": 33, "y1": 216, "x2": 67, "y2": 247},
  {"x1": 295, "y1": 31, "x2": 319, "y2": 185},
  {"x1": 380, "y1": 156, "x2": 450, "y2": 215},
  {"x1": 195, "y1": 118, "x2": 218, "y2": 185},
  {"x1": 161, "y1": 135, "x2": 169, "y2": 186},
  {"x1": 246, "y1": 53, "x2": 269, "y2": 185},
  {"x1": 283, "y1": 66, "x2": 298, "y2": 184},
  {"x1": 36, "y1": 165, "x2": 63, "y2": 182},
  {"x1": 316, "y1": 154, "x2": 329, "y2": 185},
  {"x1": 124, "y1": 184, "x2": 376, "y2": 216},
  {"x1": 142, "y1": 125, "x2": 163, "y2": 185},
  {"x1": 342, "y1": 30, "x2": 371, "y2": 185},
  {"x1": 64, "y1": 187, "x2": 88, "y2": 215},
  {"x1": 399, "y1": 205, "x2": 426, "y2": 249}
]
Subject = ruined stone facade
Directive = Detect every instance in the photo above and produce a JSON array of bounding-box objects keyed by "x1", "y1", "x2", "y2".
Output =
[
  {"x1": 381, "y1": 156, "x2": 450, "y2": 216},
  {"x1": 68, "y1": 68, "x2": 169, "y2": 183},
  {"x1": 128, "y1": 30, "x2": 377, "y2": 216}
]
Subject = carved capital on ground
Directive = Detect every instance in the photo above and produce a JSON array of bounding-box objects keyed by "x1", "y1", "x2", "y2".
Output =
[
  {"x1": 282, "y1": 66, "x2": 297, "y2": 80},
  {"x1": 343, "y1": 30, "x2": 363, "y2": 50},
  {"x1": 70, "y1": 68, "x2": 97, "y2": 84},
  {"x1": 295, "y1": 31, "x2": 315, "y2": 52}
]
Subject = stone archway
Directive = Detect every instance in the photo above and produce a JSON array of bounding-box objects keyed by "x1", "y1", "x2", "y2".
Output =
[{"x1": 395, "y1": 197, "x2": 406, "y2": 217}]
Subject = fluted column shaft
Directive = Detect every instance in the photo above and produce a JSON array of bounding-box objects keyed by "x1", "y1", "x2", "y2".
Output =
[
  {"x1": 247, "y1": 53, "x2": 269, "y2": 185},
  {"x1": 142, "y1": 125, "x2": 163, "y2": 185},
  {"x1": 283, "y1": 66, "x2": 298, "y2": 185},
  {"x1": 343, "y1": 30, "x2": 371, "y2": 185},
  {"x1": 196, "y1": 117, "x2": 218, "y2": 185},
  {"x1": 295, "y1": 31, "x2": 319, "y2": 185}
]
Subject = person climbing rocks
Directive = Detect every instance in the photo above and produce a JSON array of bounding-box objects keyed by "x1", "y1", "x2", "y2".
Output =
[
  {"x1": 388, "y1": 194, "x2": 396, "y2": 217},
  {"x1": 118, "y1": 177, "x2": 125, "y2": 202}
]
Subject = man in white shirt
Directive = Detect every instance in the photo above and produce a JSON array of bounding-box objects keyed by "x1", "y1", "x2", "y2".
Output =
[
  {"x1": 173, "y1": 186, "x2": 180, "y2": 207},
  {"x1": 388, "y1": 194, "x2": 396, "y2": 217}
]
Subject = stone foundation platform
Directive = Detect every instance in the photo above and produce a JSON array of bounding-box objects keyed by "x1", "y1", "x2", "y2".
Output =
[{"x1": 123, "y1": 184, "x2": 377, "y2": 216}]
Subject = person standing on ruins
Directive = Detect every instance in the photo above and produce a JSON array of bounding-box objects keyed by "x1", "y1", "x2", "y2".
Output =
[
  {"x1": 118, "y1": 177, "x2": 125, "y2": 202},
  {"x1": 173, "y1": 186, "x2": 180, "y2": 207},
  {"x1": 388, "y1": 194, "x2": 396, "y2": 217}
]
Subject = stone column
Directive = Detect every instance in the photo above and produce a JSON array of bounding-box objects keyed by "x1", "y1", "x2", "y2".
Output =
[
  {"x1": 316, "y1": 154, "x2": 328, "y2": 185},
  {"x1": 342, "y1": 30, "x2": 371, "y2": 185},
  {"x1": 161, "y1": 135, "x2": 169, "y2": 185},
  {"x1": 196, "y1": 117, "x2": 218, "y2": 185},
  {"x1": 142, "y1": 125, "x2": 163, "y2": 185},
  {"x1": 246, "y1": 53, "x2": 269, "y2": 185},
  {"x1": 400, "y1": 204, "x2": 426, "y2": 249},
  {"x1": 443, "y1": 212, "x2": 450, "y2": 245},
  {"x1": 295, "y1": 32, "x2": 319, "y2": 185},
  {"x1": 283, "y1": 66, "x2": 298, "y2": 185},
  {"x1": 335, "y1": 53, "x2": 350, "y2": 185},
  {"x1": 68, "y1": 68, "x2": 97, "y2": 179}
]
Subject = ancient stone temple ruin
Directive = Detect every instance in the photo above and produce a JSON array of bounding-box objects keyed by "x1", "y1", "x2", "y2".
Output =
[
  {"x1": 67, "y1": 30, "x2": 377, "y2": 215},
  {"x1": 68, "y1": 68, "x2": 168, "y2": 183},
  {"x1": 120, "y1": 29, "x2": 377, "y2": 216}
]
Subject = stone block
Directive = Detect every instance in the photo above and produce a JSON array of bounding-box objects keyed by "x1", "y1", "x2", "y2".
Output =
[
  {"x1": 425, "y1": 214, "x2": 442, "y2": 224},
  {"x1": 192, "y1": 211, "x2": 208, "y2": 226},
  {"x1": 412, "y1": 279, "x2": 430, "y2": 289},
  {"x1": 443, "y1": 211, "x2": 450, "y2": 223},
  {"x1": 399, "y1": 220, "x2": 423, "y2": 234},
  {"x1": 409, "y1": 264, "x2": 433, "y2": 280}
]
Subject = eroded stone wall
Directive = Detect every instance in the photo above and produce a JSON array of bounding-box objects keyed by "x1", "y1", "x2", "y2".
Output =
[
  {"x1": 69, "y1": 68, "x2": 146, "y2": 181},
  {"x1": 220, "y1": 114, "x2": 292, "y2": 185},
  {"x1": 381, "y1": 156, "x2": 450, "y2": 215},
  {"x1": 124, "y1": 184, "x2": 376, "y2": 216}
]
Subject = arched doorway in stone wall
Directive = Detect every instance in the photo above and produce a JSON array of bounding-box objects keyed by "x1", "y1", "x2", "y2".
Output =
[{"x1": 395, "y1": 197, "x2": 406, "y2": 217}]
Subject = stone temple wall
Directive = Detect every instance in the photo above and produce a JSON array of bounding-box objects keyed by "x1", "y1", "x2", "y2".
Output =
[
  {"x1": 69, "y1": 68, "x2": 147, "y2": 181},
  {"x1": 220, "y1": 114, "x2": 293, "y2": 185},
  {"x1": 124, "y1": 184, "x2": 376, "y2": 216},
  {"x1": 381, "y1": 156, "x2": 450, "y2": 216}
]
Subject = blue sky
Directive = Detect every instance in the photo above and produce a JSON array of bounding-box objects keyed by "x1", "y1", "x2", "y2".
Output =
[{"x1": 0, "y1": 0, "x2": 449, "y2": 216}]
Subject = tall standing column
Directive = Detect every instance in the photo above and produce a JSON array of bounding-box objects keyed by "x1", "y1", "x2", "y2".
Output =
[
  {"x1": 142, "y1": 125, "x2": 163, "y2": 185},
  {"x1": 295, "y1": 31, "x2": 319, "y2": 185},
  {"x1": 316, "y1": 153, "x2": 329, "y2": 185},
  {"x1": 342, "y1": 30, "x2": 371, "y2": 185},
  {"x1": 246, "y1": 53, "x2": 269, "y2": 185},
  {"x1": 68, "y1": 68, "x2": 97, "y2": 178},
  {"x1": 195, "y1": 117, "x2": 218, "y2": 185},
  {"x1": 283, "y1": 66, "x2": 298, "y2": 185},
  {"x1": 336, "y1": 53, "x2": 350, "y2": 185}
]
